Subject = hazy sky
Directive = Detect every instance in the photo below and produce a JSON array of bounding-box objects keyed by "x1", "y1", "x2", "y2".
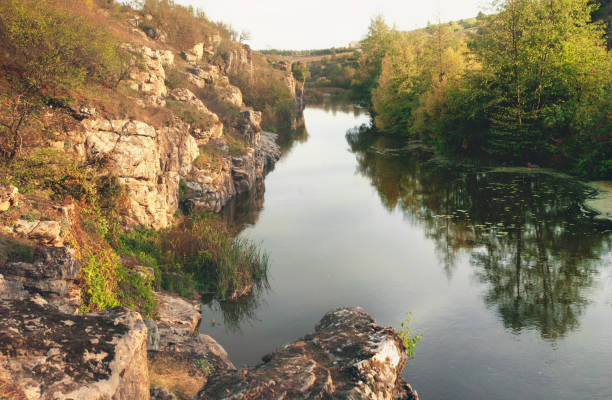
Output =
[{"x1": 177, "y1": 0, "x2": 491, "y2": 50}]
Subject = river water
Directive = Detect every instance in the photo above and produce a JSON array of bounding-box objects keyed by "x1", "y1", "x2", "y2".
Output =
[{"x1": 201, "y1": 103, "x2": 612, "y2": 399}]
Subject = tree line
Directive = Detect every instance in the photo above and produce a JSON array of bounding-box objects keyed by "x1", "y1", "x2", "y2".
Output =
[{"x1": 350, "y1": 0, "x2": 611, "y2": 178}]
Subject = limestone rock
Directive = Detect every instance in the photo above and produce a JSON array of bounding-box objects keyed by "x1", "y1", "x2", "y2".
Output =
[
  {"x1": 0, "y1": 299, "x2": 149, "y2": 400},
  {"x1": 155, "y1": 291, "x2": 201, "y2": 336},
  {"x1": 12, "y1": 220, "x2": 63, "y2": 247},
  {"x1": 0, "y1": 247, "x2": 81, "y2": 312},
  {"x1": 150, "y1": 292, "x2": 235, "y2": 372},
  {"x1": 0, "y1": 185, "x2": 19, "y2": 212},
  {"x1": 0, "y1": 273, "x2": 27, "y2": 300},
  {"x1": 185, "y1": 64, "x2": 243, "y2": 107},
  {"x1": 123, "y1": 44, "x2": 170, "y2": 106},
  {"x1": 168, "y1": 88, "x2": 223, "y2": 143},
  {"x1": 184, "y1": 132, "x2": 280, "y2": 213},
  {"x1": 144, "y1": 318, "x2": 161, "y2": 351},
  {"x1": 194, "y1": 307, "x2": 419, "y2": 400},
  {"x1": 83, "y1": 118, "x2": 199, "y2": 229}
]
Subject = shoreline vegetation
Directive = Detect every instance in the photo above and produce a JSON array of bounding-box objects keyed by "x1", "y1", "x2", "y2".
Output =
[{"x1": 283, "y1": 0, "x2": 611, "y2": 180}]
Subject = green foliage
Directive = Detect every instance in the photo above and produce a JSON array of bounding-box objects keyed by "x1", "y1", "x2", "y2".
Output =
[
  {"x1": 306, "y1": 53, "x2": 360, "y2": 90},
  {"x1": 398, "y1": 313, "x2": 422, "y2": 359},
  {"x1": 193, "y1": 358, "x2": 215, "y2": 375},
  {"x1": 231, "y1": 60, "x2": 297, "y2": 132},
  {"x1": 117, "y1": 264, "x2": 156, "y2": 318},
  {"x1": 116, "y1": 214, "x2": 269, "y2": 300},
  {"x1": 0, "y1": 0, "x2": 123, "y2": 93},
  {"x1": 79, "y1": 251, "x2": 121, "y2": 313},
  {"x1": 291, "y1": 62, "x2": 310, "y2": 82},
  {"x1": 358, "y1": 2, "x2": 612, "y2": 178}
]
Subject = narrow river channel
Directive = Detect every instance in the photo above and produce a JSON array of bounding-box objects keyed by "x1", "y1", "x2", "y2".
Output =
[{"x1": 201, "y1": 103, "x2": 612, "y2": 400}]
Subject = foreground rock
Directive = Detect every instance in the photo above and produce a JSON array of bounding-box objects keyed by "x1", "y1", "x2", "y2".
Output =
[
  {"x1": 148, "y1": 292, "x2": 234, "y2": 372},
  {"x1": 0, "y1": 298, "x2": 148, "y2": 400},
  {"x1": 194, "y1": 307, "x2": 419, "y2": 400}
]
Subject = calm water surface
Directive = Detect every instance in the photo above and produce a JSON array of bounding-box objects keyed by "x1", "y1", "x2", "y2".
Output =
[{"x1": 201, "y1": 104, "x2": 612, "y2": 400}]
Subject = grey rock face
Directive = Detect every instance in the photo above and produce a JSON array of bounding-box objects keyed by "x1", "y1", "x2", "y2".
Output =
[
  {"x1": 144, "y1": 318, "x2": 161, "y2": 351},
  {"x1": 194, "y1": 307, "x2": 419, "y2": 400},
  {"x1": 0, "y1": 299, "x2": 149, "y2": 400},
  {"x1": 82, "y1": 117, "x2": 199, "y2": 229},
  {"x1": 0, "y1": 247, "x2": 81, "y2": 312}
]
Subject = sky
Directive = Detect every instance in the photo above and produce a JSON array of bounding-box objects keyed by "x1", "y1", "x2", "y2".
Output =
[{"x1": 177, "y1": 0, "x2": 491, "y2": 50}]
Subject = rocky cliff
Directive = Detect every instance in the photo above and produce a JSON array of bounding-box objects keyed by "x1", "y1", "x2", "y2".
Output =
[{"x1": 71, "y1": 40, "x2": 290, "y2": 229}]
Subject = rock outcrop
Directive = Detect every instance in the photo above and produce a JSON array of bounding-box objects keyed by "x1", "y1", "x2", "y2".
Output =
[
  {"x1": 83, "y1": 118, "x2": 199, "y2": 229},
  {"x1": 0, "y1": 247, "x2": 81, "y2": 313},
  {"x1": 168, "y1": 88, "x2": 224, "y2": 143},
  {"x1": 194, "y1": 307, "x2": 419, "y2": 400},
  {"x1": 0, "y1": 298, "x2": 149, "y2": 400},
  {"x1": 146, "y1": 292, "x2": 235, "y2": 372},
  {"x1": 185, "y1": 131, "x2": 280, "y2": 212},
  {"x1": 124, "y1": 45, "x2": 174, "y2": 106},
  {"x1": 275, "y1": 61, "x2": 306, "y2": 129},
  {"x1": 0, "y1": 185, "x2": 19, "y2": 212}
]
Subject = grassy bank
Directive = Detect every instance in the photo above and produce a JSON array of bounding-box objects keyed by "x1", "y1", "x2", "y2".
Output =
[{"x1": 117, "y1": 213, "x2": 268, "y2": 301}]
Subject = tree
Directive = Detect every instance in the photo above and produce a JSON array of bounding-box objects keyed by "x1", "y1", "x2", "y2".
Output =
[
  {"x1": 352, "y1": 16, "x2": 399, "y2": 104},
  {"x1": 239, "y1": 30, "x2": 251, "y2": 43},
  {"x1": 470, "y1": 0, "x2": 611, "y2": 168},
  {"x1": 0, "y1": 87, "x2": 38, "y2": 161}
]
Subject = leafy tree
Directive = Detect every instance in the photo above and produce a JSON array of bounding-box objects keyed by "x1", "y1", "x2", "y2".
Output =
[
  {"x1": 352, "y1": 16, "x2": 399, "y2": 104},
  {"x1": 472, "y1": 0, "x2": 611, "y2": 169}
]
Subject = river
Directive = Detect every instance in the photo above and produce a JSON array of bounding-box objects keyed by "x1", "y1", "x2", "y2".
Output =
[{"x1": 201, "y1": 103, "x2": 612, "y2": 400}]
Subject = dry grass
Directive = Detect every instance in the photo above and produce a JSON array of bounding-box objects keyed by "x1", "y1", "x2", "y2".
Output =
[
  {"x1": 0, "y1": 376, "x2": 27, "y2": 400},
  {"x1": 148, "y1": 353, "x2": 208, "y2": 400},
  {"x1": 193, "y1": 144, "x2": 224, "y2": 171}
]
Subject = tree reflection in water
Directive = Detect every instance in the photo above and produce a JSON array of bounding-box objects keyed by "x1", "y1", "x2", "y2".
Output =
[{"x1": 346, "y1": 124, "x2": 612, "y2": 340}]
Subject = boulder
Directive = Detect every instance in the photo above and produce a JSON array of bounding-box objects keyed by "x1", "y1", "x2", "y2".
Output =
[
  {"x1": 194, "y1": 307, "x2": 419, "y2": 400},
  {"x1": 0, "y1": 299, "x2": 149, "y2": 400},
  {"x1": 0, "y1": 185, "x2": 19, "y2": 212},
  {"x1": 151, "y1": 292, "x2": 235, "y2": 372},
  {"x1": 12, "y1": 219, "x2": 63, "y2": 247}
]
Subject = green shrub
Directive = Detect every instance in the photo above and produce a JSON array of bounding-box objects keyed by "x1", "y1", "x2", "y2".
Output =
[
  {"x1": 79, "y1": 251, "x2": 120, "y2": 313},
  {"x1": 398, "y1": 313, "x2": 422, "y2": 359},
  {"x1": 0, "y1": 0, "x2": 123, "y2": 92}
]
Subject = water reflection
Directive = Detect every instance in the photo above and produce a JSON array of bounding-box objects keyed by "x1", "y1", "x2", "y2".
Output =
[{"x1": 346, "y1": 125, "x2": 612, "y2": 340}]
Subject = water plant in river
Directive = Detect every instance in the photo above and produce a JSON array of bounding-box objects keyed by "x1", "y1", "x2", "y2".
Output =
[{"x1": 398, "y1": 313, "x2": 422, "y2": 359}]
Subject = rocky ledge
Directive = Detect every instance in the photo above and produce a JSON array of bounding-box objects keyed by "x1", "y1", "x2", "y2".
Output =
[
  {"x1": 0, "y1": 297, "x2": 148, "y2": 400},
  {"x1": 194, "y1": 307, "x2": 419, "y2": 400}
]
